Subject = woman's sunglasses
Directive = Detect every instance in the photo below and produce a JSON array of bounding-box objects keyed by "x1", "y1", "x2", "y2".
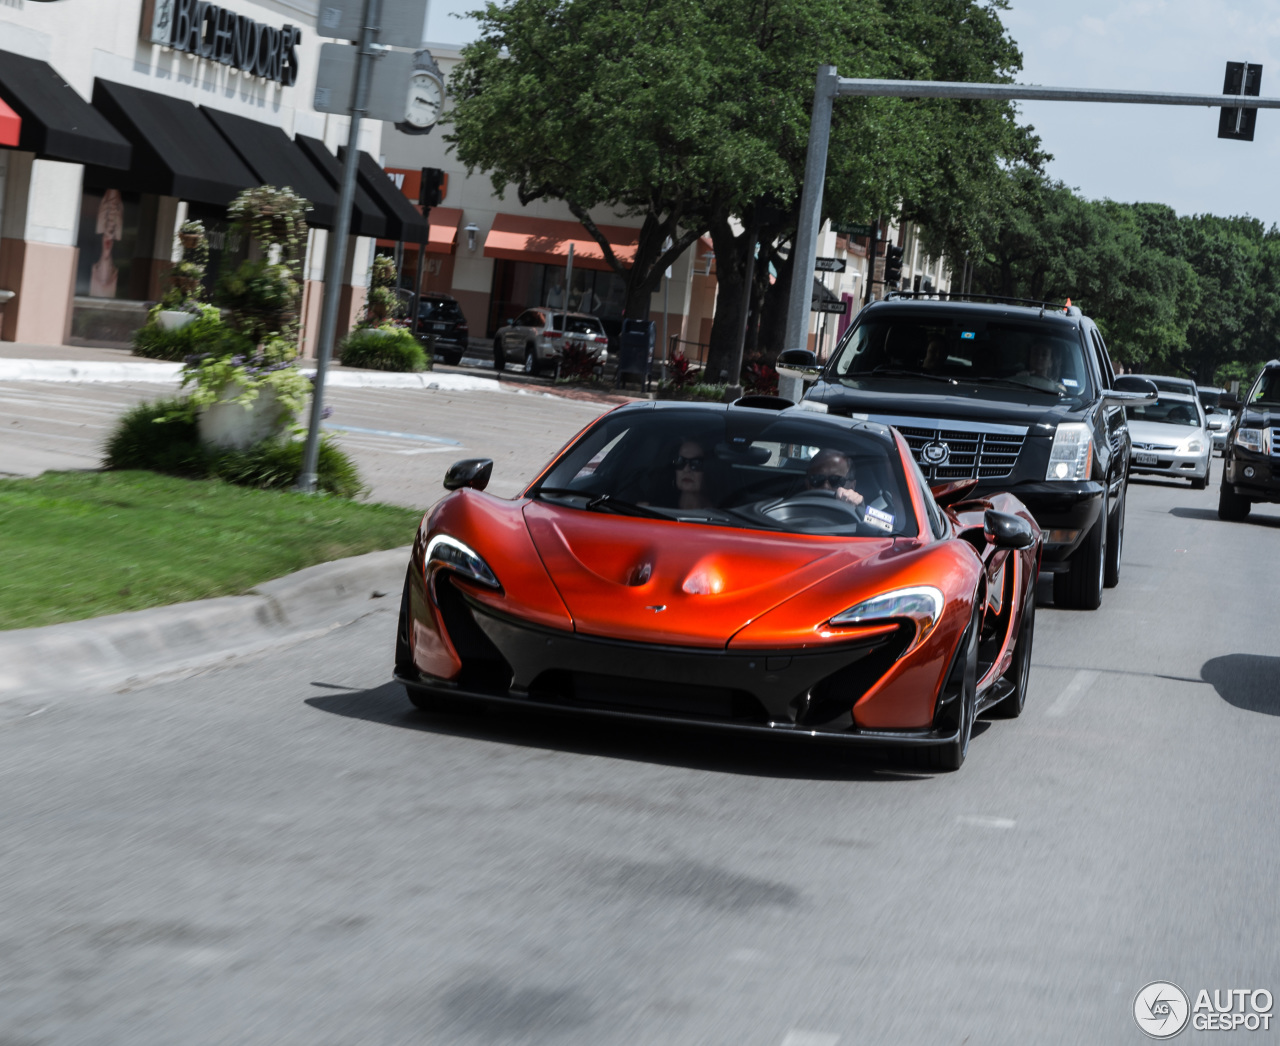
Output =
[{"x1": 672, "y1": 456, "x2": 704, "y2": 471}]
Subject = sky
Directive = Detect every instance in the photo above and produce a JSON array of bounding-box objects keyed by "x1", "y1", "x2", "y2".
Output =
[
  {"x1": 422, "y1": 0, "x2": 1280, "y2": 226},
  {"x1": 1004, "y1": 0, "x2": 1280, "y2": 225}
]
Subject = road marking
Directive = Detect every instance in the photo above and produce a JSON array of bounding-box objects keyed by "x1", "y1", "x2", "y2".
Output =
[
  {"x1": 1045, "y1": 669, "x2": 1098, "y2": 718},
  {"x1": 956, "y1": 815, "x2": 1016, "y2": 829},
  {"x1": 323, "y1": 423, "x2": 461, "y2": 445},
  {"x1": 781, "y1": 1033, "x2": 839, "y2": 1046}
]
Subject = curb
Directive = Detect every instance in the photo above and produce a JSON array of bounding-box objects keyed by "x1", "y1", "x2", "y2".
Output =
[{"x1": 0, "y1": 546, "x2": 412, "y2": 700}]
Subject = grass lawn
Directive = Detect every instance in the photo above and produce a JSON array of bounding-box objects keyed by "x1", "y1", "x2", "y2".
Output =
[{"x1": 0, "y1": 470, "x2": 423, "y2": 630}]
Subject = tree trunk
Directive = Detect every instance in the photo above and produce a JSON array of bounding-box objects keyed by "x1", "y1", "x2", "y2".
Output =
[
  {"x1": 704, "y1": 217, "x2": 748, "y2": 381},
  {"x1": 756, "y1": 240, "x2": 795, "y2": 361}
]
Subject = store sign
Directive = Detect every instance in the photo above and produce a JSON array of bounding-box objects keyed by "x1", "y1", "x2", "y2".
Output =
[{"x1": 146, "y1": 0, "x2": 302, "y2": 86}]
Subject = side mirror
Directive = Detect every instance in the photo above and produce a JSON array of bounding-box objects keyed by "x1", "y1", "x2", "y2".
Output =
[
  {"x1": 1106, "y1": 375, "x2": 1159, "y2": 405},
  {"x1": 984, "y1": 509, "x2": 1035, "y2": 550},
  {"x1": 444, "y1": 458, "x2": 493, "y2": 491},
  {"x1": 777, "y1": 348, "x2": 818, "y2": 369},
  {"x1": 506, "y1": 317, "x2": 515, "y2": 326}
]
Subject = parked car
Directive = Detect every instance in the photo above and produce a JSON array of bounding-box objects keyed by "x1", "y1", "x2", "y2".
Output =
[
  {"x1": 395, "y1": 402, "x2": 1042, "y2": 770},
  {"x1": 493, "y1": 308, "x2": 609, "y2": 375},
  {"x1": 1139, "y1": 373, "x2": 1199, "y2": 398},
  {"x1": 1218, "y1": 359, "x2": 1280, "y2": 521},
  {"x1": 1124, "y1": 392, "x2": 1213, "y2": 488},
  {"x1": 414, "y1": 293, "x2": 469, "y2": 365},
  {"x1": 797, "y1": 295, "x2": 1157, "y2": 610}
]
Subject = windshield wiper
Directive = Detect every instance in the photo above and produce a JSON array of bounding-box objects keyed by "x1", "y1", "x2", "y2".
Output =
[
  {"x1": 533, "y1": 485, "x2": 592, "y2": 499},
  {"x1": 967, "y1": 375, "x2": 1064, "y2": 395},
  {"x1": 584, "y1": 494, "x2": 670, "y2": 520},
  {"x1": 867, "y1": 367, "x2": 957, "y2": 384}
]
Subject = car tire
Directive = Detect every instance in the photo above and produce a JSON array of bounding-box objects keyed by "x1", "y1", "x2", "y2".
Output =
[
  {"x1": 1054, "y1": 490, "x2": 1106, "y2": 610},
  {"x1": 1218, "y1": 481, "x2": 1251, "y2": 521},
  {"x1": 493, "y1": 338, "x2": 506, "y2": 372},
  {"x1": 991, "y1": 600, "x2": 1034, "y2": 718},
  {"x1": 919, "y1": 604, "x2": 980, "y2": 771},
  {"x1": 1191, "y1": 464, "x2": 1209, "y2": 490},
  {"x1": 440, "y1": 350, "x2": 463, "y2": 366},
  {"x1": 524, "y1": 345, "x2": 540, "y2": 376},
  {"x1": 1104, "y1": 481, "x2": 1124, "y2": 589}
]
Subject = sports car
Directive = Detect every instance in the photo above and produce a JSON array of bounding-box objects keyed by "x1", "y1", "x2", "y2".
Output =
[{"x1": 394, "y1": 401, "x2": 1042, "y2": 769}]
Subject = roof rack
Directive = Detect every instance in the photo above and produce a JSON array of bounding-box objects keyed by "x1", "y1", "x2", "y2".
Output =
[{"x1": 882, "y1": 290, "x2": 1081, "y2": 314}]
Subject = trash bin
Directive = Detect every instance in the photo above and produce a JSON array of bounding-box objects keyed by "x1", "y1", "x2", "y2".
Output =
[{"x1": 617, "y1": 319, "x2": 655, "y2": 388}]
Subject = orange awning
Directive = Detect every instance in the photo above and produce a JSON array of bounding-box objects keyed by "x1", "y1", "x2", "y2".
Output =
[
  {"x1": 0, "y1": 96, "x2": 20, "y2": 148},
  {"x1": 483, "y1": 212, "x2": 637, "y2": 272},
  {"x1": 377, "y1": 207, "x2": 463, "y2": 254}
]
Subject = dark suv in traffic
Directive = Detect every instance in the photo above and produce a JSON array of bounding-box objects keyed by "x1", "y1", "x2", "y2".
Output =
[
  {"x1": 798, "y1": 296, "x2": 1156, "y2": 609},
  {"x1": 414, "y1": 293, "x2": 470, "y2": 365},
  {"x1": 1218, "y1": 359, "x2": 1280, "y2": 520}
]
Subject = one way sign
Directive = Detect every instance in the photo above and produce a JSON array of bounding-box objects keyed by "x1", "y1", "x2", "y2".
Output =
[{"x1": 814, "y1": 257, "x2": 847, "y2": 273}]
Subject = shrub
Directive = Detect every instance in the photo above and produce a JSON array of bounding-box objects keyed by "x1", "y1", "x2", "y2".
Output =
[
  {"x1": 102, "y1": 398, "x2": 365, "y2": 498},
  {"x1": 653, "y1": 381, "x2": 728, "y2": 402},
  {"x1": 556, "y1": 340, "x2": 600, "y2": 381},
  {"x1": 132, "y1": 304, "x2": 247, "y2": 362},
  {"x1": 339, "y1": 326, "x2": 428, "y2": 371},
  {"x1": 215, "y1": 259, "x2": 299, "y2": 347},
  {"x1": 742, "y1": 357, "x2": 779, "y2": 396},
  {"x1": 665, "y1": 352, "x2": 701, "y2": 388}
]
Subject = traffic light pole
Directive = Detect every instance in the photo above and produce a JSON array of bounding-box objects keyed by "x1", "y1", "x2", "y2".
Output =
[
  {"x1": 297, "y1": 0, "x2": 382, "y2": 493},
  {"x1": 783, "y1": 71, "x2": 1280, "y2": 357}
]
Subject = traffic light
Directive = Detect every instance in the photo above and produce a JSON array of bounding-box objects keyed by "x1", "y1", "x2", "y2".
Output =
[
  {"x1": 884, "y1": 244, "x2": 904, "y2": 287},
  {"x1": 419, "y1": 167, "x2": 446, "y2": 207}
]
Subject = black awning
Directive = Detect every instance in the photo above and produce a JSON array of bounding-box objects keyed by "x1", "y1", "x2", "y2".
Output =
[
  {"x1": 0, "y1": 51, "x2": 130, "y2": 168},
  {"x1": 341, "y1": 147, "x2": 430, "y2": 244},
  {"x1": 201, "y1": 107, "x2": 339, "y2": 228},
  {"x1": 87, "y1": 79, "x2": 256, "y2": 206},
  {"x1": 294, "y1": 135, "x2": 387, "y2": 240}
]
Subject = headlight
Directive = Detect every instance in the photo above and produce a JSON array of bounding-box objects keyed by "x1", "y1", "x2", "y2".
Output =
[
  {"x1": 1046, "y1": 422, "x2": 1093, "y2": 480},
  {"x1": 829, "y1": 585, "x2": 944, "y2": 655},
  {"x1": 1176, "y1": 437, "x2": 1204, "y2": 455},
  {"x1": 425, "y1": 535, "x2": 500, "y2": 589},
  {"x1": 1235, "y1": 427, "x2": 1270, "y2": 454}
]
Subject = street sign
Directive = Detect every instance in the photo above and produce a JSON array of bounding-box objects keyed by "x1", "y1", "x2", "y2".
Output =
[
  {"x1": 832, "y1": 221, "x2": 874, "y2": 237},
  {"x1": 812, "y1": 299, "x2": 848, "y2": 315},
  {"x1": 316, "y1": 0, "x2": 427, "y2": 45},
  {"x1": 314, "y1": 43, "x2": 415, "y2": 122},
  {"x1": 1220, "y1": 61, "x2": 1262, "y2": 141},
  {"x1": 814, "y1": 256, "x2": 846, "y2": 273}
]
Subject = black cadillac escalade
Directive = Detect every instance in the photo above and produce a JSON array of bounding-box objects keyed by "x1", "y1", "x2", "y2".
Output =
[
  {"x1": 796, "y1": 296, "x2": 1156, "y2": 610},
  {"x1": 1218, "y1": 359, "x2": 1280, "y2": 520}
]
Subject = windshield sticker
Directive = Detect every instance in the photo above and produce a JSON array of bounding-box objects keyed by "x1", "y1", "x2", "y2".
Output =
[
  {"x1": 1062, "y1": 378, "x2": 1078, "y2": 387},
  {"x1": 960, "y1": 331, "x2": 976, "y2": 340},
  {"x1": 864, "y1": 506, "x2": 895, "y2": 530}
]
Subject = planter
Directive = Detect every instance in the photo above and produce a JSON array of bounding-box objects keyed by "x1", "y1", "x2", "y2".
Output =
[
  {"x1": 157, "y1": 309, "x2": 196, "y2": 332},
  {"x1": 197, "y1": 383, "x2": 288, "y2": 451}
]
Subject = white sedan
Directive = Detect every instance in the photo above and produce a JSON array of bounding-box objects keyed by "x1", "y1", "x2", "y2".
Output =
[{"x1": 1125, "y1": 392, "x2": 1213, "y2": 489}]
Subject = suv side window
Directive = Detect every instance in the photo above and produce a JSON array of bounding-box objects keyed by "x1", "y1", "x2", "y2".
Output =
[
  {"x1": 1089, "y1": 328, "x2": 1115, "y2": 388},
  {"x1": 515, "y1": 310, "x2": 538, "y2": 327}
]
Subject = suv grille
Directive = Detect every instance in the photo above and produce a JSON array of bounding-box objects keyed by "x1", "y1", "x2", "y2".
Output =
[{"x1": 899, "y1": 425, "x2": 1027, "y2": 481}]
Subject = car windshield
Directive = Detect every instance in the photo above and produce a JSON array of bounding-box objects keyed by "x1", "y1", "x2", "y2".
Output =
[
  {"x1": 829, "y1": 315, "x2": 1091, "y2": 401},
  {"x1": 532, "y1": 407, "x2": 917, "y2": 538},
  {"x1": 1142, "y1": 376, "x2": 1197, "y2": 396},
  {"x1": 551, "y1": 315, "x2": 604, "y2": 334},
  {"x1": 1126, "y1": 396, "x2": 1201, "y2": 427},
  {"x1": 1249, "y1": 369, "x2": 1280, "y2": 405},
  {"x1": 418, "y1": 300, "x2": 459, "y2": 321}
]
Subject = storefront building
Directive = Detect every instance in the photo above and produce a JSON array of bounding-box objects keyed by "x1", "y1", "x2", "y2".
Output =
[{"x1": 0, "y1": 0, "x2": 417, "y2": 349}]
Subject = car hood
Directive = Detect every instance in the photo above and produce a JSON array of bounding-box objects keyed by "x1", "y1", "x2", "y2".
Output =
[
  {"x1": 808, "y1": 379, "x2": 1074, "y2": 433},
  {"x1": 522, "y1": 501, "x2": 890, "y2": 647},
  {"x1": 1128, "y1": 419, "x2": 1202, "y2": 446}
]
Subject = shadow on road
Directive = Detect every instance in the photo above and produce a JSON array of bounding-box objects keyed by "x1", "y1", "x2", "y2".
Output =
[
  {"x1": 1169, "y1": 505, "x2": 1280, "y2": 528},
  {"x1": 306, "y1": 682, "x2": 932, "y2": 782},
  {"x1": 1201, "y1": 654, "x2": 1280, "y2": 716}
]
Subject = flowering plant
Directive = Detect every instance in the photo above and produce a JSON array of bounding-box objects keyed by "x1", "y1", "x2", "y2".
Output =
[
  {"x1": 174, "y1": 340, "x2": 312, "y2": 428},
  {"x1": 665, "y1": 352, "x2": 701, "y2": 388}
]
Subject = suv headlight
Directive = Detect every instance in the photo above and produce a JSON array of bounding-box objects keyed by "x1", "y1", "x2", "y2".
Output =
[
  {"x1": 1176, "y1": 436, "x2": 1204, "y2": 455},
  {"x1": 829, "y1": 585, "x2": 944, "y2": 655},
  {"x1": 1235, "y1": 427, "x2": 1270, "y2": 454},
  {"x1": 426, "y1": 535, "x2": 500, "y2": 590},
  {"x1": 1046, "y1": 422, "x2": 1093, "y2": 481}
]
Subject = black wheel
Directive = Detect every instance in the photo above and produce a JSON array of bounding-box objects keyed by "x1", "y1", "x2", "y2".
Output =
[
  {"x1": 918, "y1": 605, "x2": 980, "y2": 771},
  {"x1": 1104, "y1": 481, "x2": 1124, "y2": 589},
  {"x1": 395, "y1": 566, "x2": 436, "y2": 712},
  {"x1": 991, "y1": 601, "x2": 1034, "y2": 718},
  {"x1": 523, "y1": 345, "x2": 540, "y2": 376},
  {"x1": 1053, "y1": 491, "x2": 1106, "y2": 610},
  {"x1": 493, "y1": 338, "x2": 506, "y2": 372},
  {"x1": 440, "y1": 349, "x2": 463, "y2": 366},
  {"x1": 1191, "y1": 465, "x2": 1208, "y2": 490},
  {"x1": 1218, "y1": 481, "x2": 1251, "y2": 520}
]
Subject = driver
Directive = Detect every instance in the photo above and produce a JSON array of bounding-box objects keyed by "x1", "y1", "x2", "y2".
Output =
[{"x1": 805, "y1": 449, "x2": 864, "y2": 507}]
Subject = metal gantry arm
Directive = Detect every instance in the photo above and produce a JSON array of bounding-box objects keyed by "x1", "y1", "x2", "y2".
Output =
[{"x1": 782, "y1": 70, "x2": 1280, "y2": 357}]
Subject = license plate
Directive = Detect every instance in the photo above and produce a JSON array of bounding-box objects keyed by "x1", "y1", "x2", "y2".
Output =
[
  {"x1": 1135, "y1": 452, "x2": 1157, "y2": 465},
  {"x1": 432, "y1": 322, "x2": 447, "y2": 331}
]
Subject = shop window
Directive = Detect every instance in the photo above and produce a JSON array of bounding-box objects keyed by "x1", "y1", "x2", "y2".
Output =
[{"x1": 76, "y1": 187, "x2": 144, "y2": 300}]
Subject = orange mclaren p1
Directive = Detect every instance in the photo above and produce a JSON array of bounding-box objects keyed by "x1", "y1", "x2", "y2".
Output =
[{"x1": 394, "y1": 401, "x2": 1042, "y2": 769}]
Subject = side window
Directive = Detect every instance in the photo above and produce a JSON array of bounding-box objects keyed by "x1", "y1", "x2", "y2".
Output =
[
  {"x1": 516, "y1": 310, "x2": 537, "y2": 327},
  {"x1": 1090, "y1": 328, "x2": 1115, "y2": 388},
  {"x1": 908, "y1": 454, "x2": 947, "y2": 539}
]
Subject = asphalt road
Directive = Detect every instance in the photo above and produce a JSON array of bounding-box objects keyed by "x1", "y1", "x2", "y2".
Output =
[{"x1": 2, "y1": 472, "x2": 1276, "y2": 1045}]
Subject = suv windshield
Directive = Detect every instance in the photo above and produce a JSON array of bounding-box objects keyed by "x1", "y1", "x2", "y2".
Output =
[
  {"x1": 418, "y1": 300, "x2": 460, "y2": 321},
  {"x1": 533, "y1": 408, "x2": 917, "y2": 538},
  {"x1": 830, "y1": 315, "x2": 1091, "y2": 401},
  {"x1": 1249, "y1": 369, "x2": 1280, "y2": 406},
  {"x1": 1126, "y1": 396, "x2": 1201, "y2": 427}
]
